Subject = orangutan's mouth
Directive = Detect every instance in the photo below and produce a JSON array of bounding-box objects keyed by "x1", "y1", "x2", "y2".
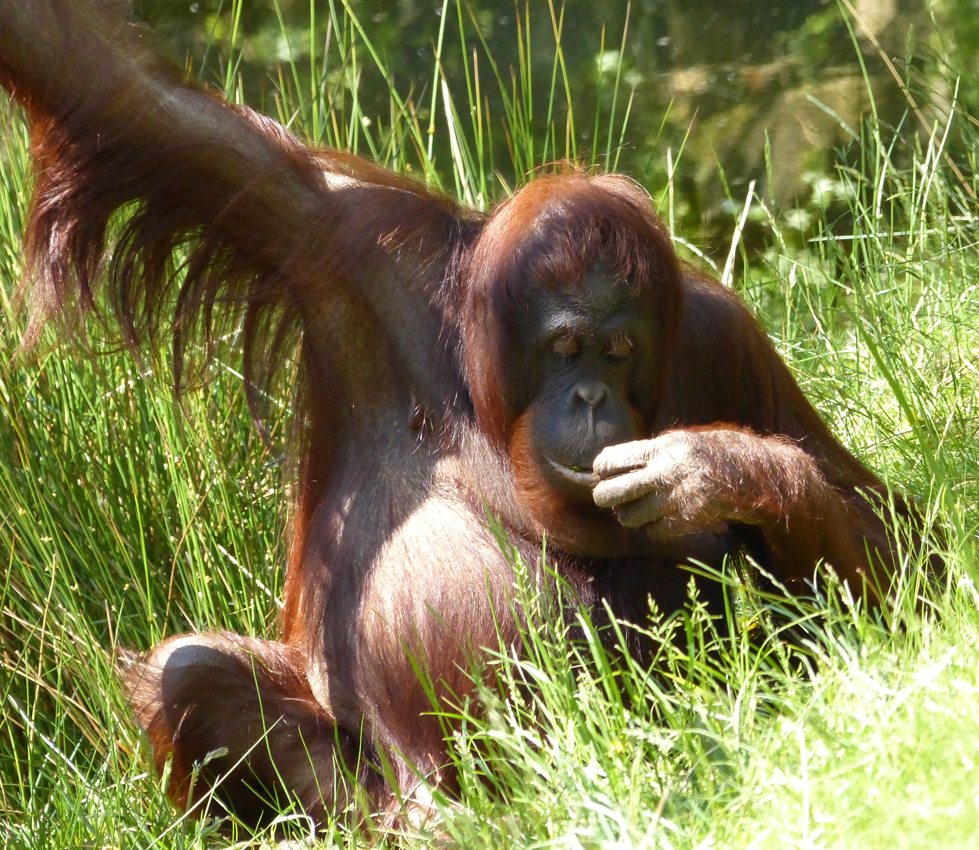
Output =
[{"x1": 547, "y1": 458, "x2": 600, "y2": 487}]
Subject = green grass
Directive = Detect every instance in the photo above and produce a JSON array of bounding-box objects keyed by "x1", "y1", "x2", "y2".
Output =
[{"x1": 1, "y1": 2, "x2": 978, "y2": 848}]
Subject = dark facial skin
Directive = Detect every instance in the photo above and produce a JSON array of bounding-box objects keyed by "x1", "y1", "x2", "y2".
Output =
[{"x1": 523, "y1": 266, "x2": 654, "y2": 500}]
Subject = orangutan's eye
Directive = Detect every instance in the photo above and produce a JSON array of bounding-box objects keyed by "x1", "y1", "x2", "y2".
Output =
[
  {"x1": 551, "y1": 335, "x2": 580, "y2": 358},
  {"x1": 604, "y1": 333, "x2": 633, "y2": 360}
]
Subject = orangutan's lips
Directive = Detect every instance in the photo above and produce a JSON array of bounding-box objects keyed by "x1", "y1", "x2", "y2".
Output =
[{"x1": 547, "y1": 459, "x2": 600, "y2": 486}]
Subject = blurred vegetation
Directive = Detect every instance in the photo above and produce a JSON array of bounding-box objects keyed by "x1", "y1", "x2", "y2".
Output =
[{"x1": 132, "y1": 1, "x2": 969, "y2": 248}]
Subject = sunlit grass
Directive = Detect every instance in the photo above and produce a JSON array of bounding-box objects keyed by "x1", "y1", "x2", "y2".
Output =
[{"x1": 1, "y1": 1, "x2": 978, "y2": 848}]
